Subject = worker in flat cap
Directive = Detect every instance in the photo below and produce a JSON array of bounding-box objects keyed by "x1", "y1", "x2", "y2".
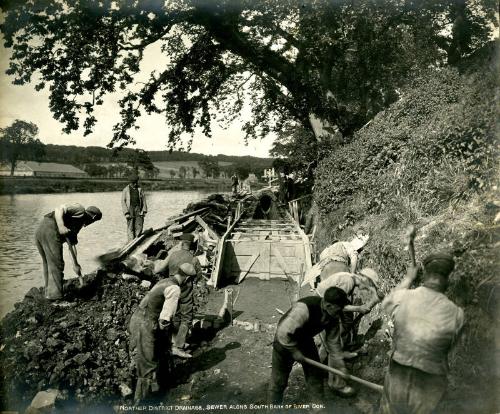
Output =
[
  {"x1": 153, "y1": 233, "x2": 202, "y2": 358},
  {"x1": 35, "y1": 203, "x2": 102, "y2": 301},
  {"x1": 128, "y1": 262, "x2": 197, "y2": 403},
  {"x1": 122, "y1": 172, "x2": 147, "y2": 241},
  {"x1": 315, "y1": 267, "x2": 384, "y2": 397},
  {"x1": 380, "y1": 252, "x2": 464, "y2": 414}
]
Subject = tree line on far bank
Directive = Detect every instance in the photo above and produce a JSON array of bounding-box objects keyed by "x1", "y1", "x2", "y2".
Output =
[{"x1": 0, "y1": 121, "x2": 272, "y2": 180}]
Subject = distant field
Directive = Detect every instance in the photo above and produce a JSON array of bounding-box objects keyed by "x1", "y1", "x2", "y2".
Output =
[{"x1": 100, "y1": 160, "x2": 233, "y2": 179}]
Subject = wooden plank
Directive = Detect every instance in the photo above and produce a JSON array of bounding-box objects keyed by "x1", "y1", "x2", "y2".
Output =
[
  {"x1": 237, "y1": 252, "x2": 261, "y2": 283},
  {"x1": 274, "y1": 247, "x2": 296, "y2": 285},
  {"x1": 195, "y1": 215, "x2": 219, "y2": 241},
  {"x1": 211, "y1": 214, "x2": 242, "y2": 288}
]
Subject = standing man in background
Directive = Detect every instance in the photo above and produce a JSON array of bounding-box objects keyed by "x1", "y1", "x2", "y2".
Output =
[
  {"x1": 122, "y1": 172, "x2": 147, "y2": 241},
  {"x1": 231, "y1": 173, "x2": 239, "y2": 195}
]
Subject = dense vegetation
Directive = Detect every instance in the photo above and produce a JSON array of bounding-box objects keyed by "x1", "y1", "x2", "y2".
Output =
[{"x1": 312, "y1": 43, "x2": 499, "y2": 413}]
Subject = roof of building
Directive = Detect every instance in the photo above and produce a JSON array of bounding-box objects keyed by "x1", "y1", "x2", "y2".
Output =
[{"x1": 0, "y1": 161, "x2": 87, "y2": 174}]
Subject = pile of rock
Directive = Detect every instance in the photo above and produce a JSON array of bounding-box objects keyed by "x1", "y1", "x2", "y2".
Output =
[{"x1": 0, "y1": 270, "x2": 210, "y2": 409}]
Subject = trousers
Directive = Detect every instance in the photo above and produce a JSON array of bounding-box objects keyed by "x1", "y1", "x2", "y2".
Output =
[
  {"x1": 127, "y1": 214, "x2": 144, "y2": 241},
  {"x1": 35, "y1": 217, "x2": 64, "y2": 300},
  {"x1": 379, "y1": 359, "x2": 448, "y2": 414},
  {"x1": 128, "y1": 308, "x2": 171, "y2": 402},
  {"x1": 269, "y1": 340, "x2": 325, "y2": 404}
]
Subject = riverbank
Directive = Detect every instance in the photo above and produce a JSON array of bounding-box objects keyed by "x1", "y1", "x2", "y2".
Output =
[{"x1": 0, "y1": 177, "x2": 240, "y2": 195}]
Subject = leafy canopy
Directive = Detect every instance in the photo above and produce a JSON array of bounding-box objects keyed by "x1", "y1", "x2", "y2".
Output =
[
  {"x1": 1, "y1": 0, "x2": 497, "y2": 148},
  {"x1": 0, "y1": 119, "x2": 45, "y2": 175}
]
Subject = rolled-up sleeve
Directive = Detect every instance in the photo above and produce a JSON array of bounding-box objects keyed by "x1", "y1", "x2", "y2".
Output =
[
  {"x1": 276, "y1": 303, "x2": 309, "y2": 350},
  {"x1": 159, "y1": 285, "x2": 181, "y2": 321}
]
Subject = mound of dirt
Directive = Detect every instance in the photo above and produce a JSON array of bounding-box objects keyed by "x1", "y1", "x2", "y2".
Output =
[{"x1": 0, "y1": 270, "x2": 211, "y2": 410}]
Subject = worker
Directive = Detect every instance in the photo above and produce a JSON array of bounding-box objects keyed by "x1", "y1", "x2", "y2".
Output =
[
  {"x1": 380, "y1": 252, "x2": 464, "y2": 414},
  {"x1": 302, "y1": 232, "x2": 370, "y2": 288},
  {"x1": 128, "y1": 262, "x2": 197, "y2": 403},
  {"x1": 316, "y1": 268, "x2": 383, "y2": 396},
  {"x1": 269, "y1": 287, "x2": 350, "y2": 404},
  {"x1": 231, "y1": 173, "x2": 239, "y2": 194},
  {"x1": 121, "y1": 172, "x2": 147, "y2": 241},
  {"x1": 153, "y1": 233, "x2": 202, "y2": 358},
  {"x1": 35, "y1": 203, "x2": 102, "y2": 301}
]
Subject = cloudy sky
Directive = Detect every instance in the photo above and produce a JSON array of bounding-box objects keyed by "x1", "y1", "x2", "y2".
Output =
[{"x1": 0, "y1": 41, "x2": 274, "y2": 158}]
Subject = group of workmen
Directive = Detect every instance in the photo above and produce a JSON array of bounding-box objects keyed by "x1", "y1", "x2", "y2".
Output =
[{"x1": 34, "y1": 177, "x2": 464, "y2": 413}]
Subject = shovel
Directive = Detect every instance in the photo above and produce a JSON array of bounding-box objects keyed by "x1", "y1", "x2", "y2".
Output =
[
  {"x1": 66, "y1": 237, "x2": 85, "y2": 288},
  {"x1": 302, "y1": 357, "x2": 383, "y2": 393}
]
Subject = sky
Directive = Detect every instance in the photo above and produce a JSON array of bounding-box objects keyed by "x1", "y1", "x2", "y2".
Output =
[{"x1": 0, "y1": 40, "x2": 274, "y2": 158}]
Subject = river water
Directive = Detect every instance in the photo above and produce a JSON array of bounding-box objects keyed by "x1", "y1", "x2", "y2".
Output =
[{"x1": 0, "y1": 190, "x2": 214, "y2": 318}]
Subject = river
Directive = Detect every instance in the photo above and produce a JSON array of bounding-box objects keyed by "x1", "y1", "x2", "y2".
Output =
[{"x1": 0, "y1": 190, "x2": 214, "y2": 318}]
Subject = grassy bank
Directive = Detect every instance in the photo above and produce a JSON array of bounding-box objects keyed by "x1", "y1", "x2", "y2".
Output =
[
  {"x1": 0, "y1": 177, "x2": 236, "y2": 195},
  {"x1": 313, "y1": 45, "x2": 499, "y2": 413}
]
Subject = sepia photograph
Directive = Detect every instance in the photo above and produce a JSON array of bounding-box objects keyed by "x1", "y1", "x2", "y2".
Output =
[{"x1": 0, "y1": 1, "x2": 498, "y2": 413}]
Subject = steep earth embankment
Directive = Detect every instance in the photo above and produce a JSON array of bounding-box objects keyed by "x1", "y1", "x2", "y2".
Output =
[{"x1": 313, "y1": 43, "x2": 499, "y2": 413}]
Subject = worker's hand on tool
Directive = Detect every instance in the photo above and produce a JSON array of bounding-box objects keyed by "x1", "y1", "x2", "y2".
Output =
[
  {"x1": 407, "y1": 265, "x2": 419, "y2": 281},
  {"x1": 159, "y1": 319, "x2": 171, "y2": 330},
  {"x1": 59, "y1": 226, "x2": 71, "y2": 236},
  {"x1": 73, "y1": 264, "x2": 82, "y2": 277},
  {"x1": 291, "y1": 349, "x2": 305, "y2": 362},
  {"x1": 78, "y1": 276, "x2": 85, "y2": 288},
  {"x1": 125, "y1": 213, "x2": 130, "y2": 219}
]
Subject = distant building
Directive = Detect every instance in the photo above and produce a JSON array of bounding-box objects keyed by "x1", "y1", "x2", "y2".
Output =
[{"x1": 0, "y1": 161, "x2": 88, "y2": 178}]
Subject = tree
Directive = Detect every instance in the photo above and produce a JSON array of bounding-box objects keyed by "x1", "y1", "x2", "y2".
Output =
[
  {"x1": 169, "y1": 170, "x2": 176, "y2": 179},
  {"x1": 0, "y1": 120, "x2": 45, "y2": 176},
  {"x1": 84, "y1": 163, "x2": 107, "y2": 177},
  {"x1": 235, "y1": 162, "x2": 251, "y2": 181},
  {"x1": 178, "y1": 165, "x2": 187, "y2": 179},
  {"x1": 199, "y1": 156, "x2": 219, "y2": 178},
  {"x1": 126, "y1": 148, "x2": 156, "y2": 176},
  {"x1": 192, "y1": 167, "x2": 199, "y2": 179},
  {"x1": 1, "y1": 1, "x2": 496, "y2": 148}
]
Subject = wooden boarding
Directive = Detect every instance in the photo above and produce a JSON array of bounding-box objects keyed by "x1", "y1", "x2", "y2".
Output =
[{"x1": 211, "y1": 215, "x2": 313, "y2": 287}]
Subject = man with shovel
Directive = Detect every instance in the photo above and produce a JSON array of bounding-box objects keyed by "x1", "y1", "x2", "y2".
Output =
[
  {"x1": 35, "y1": 203, "x2": 102, "y2": 301},
  {"x1": 153, "y1": 233, "x2": 202, "y2": 358},
  {"x1": 269, "y1": 286, "x2": 350, "y2": 404},
  {"x1": 128, "y1": 262, "x2": 197, "y2": 403}
]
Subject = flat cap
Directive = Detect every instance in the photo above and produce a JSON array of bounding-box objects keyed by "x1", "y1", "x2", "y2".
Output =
[
  {"x1": 358, "y1": 267, "x2": 379, "y2": 287},
  {"x1": 85, "y1": 206, "x2": 102, "y2": 221},
  {"x1": 423, "y1": 252, "x2": 455, "y2": 276},
  {"x1": 179, "y1": 263, "x2": 196, "y2": 277},
  {"x1": 179, "y1": 233, "x2": 195, "y2": 242}
]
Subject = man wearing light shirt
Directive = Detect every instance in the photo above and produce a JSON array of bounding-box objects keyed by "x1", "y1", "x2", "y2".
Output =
[
  {"x1": 35, "y1": 203, "x2": 102, "y2": 300},
  {"x1": 380, "y1": 252, "x2": 464, "y2": 414},
  {"x1": 128, "y1": 262, "x2": 197, "y2": 403}
]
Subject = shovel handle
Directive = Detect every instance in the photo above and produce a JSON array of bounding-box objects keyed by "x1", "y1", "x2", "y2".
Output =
[
  {"x1": 302, "y1": 357, "x2": 384, "y2": 393},
  {"x1": 406, "y1": 225, "x2": 417, "y2": 267}
]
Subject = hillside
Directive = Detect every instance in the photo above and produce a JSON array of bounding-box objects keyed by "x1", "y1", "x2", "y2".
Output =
[
  {"x1": 41, "y1": 145, "x2": 272, "y2": 172},
  {"x1": 311, "y1": 43, "x2": 499, "y2": 413}
]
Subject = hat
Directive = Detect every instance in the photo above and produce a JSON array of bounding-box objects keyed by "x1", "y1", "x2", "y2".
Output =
[
  {"x1": 85, "y1": 206, "x2": 102, "y2": 221},
  {"x1": 358, "y1": 267, "x2": 379, "y2": 287},
  {"x1": 350, "y1": 234, "x2": 369, "y2": 251},
  {"x1": 178, "y1": 263, "x2": 196, "y2": 277},
  {"x1": 179, "y1": 233, "x2": 195, "y2": 242},
  {"x1": 423, "y1": 252, "x2": 455, "y2": 276}
]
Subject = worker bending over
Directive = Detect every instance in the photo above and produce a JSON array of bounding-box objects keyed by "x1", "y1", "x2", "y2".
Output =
[
  {"x1": 302, "y1": 232, "x2": 369, "y2": 288},
  {"x1": 154, "y1": 233, "x2": 202, "y2": 358},
  {"x1": 35, "y1": 203, "x2": 102, "y2": 300},
  {"x1": 128, "y1": 263, "x2": 197, "y2": 403},
  {"x1": 316, "y1": 267, "x2": 383, "y2": 395},
  {"x1": 380, "y1": 252, "x2": 464, "y2": 414},
  {"x1": 269, "y1": 287, "x2": 349, "y2": 404}
]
